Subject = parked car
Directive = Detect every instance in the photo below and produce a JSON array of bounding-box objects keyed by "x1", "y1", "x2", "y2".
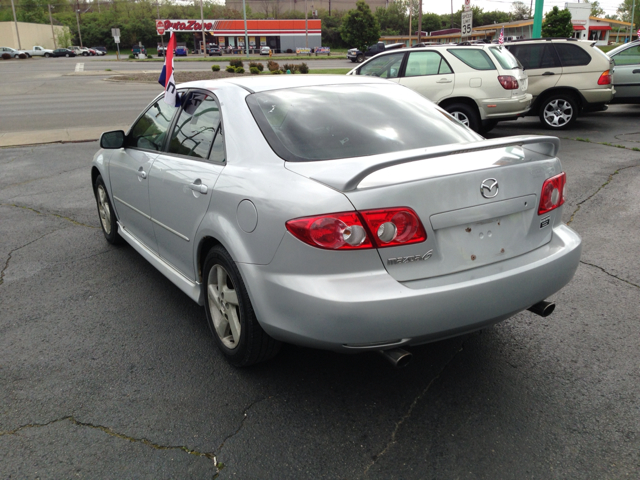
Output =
[
  {"x1": 606, "y1": 40, "x2": 640, "y2": 104},
  {"x1": 51, "y1": 48, "x2": 76, "y2": 57},
  {"x1": 23, "y1": 45, "x2": 54, "y2": 57},
  {"x1": 157, "y1": 45, "x2": 166, "y2": 57},
  {"x1": 347, "y1": 44, "x2": 532, "y2": 133},
  {"x1": 348, "y1": 42, "x2": 404, "y2": 63},
  {"x1": 69, "y1": 46, "x2": 91, "y2": 56},
  {"x1": 0, "y1": 46, "x2": 30, "y2": 58},
  {"x1": 208, "y1": 44, "x2": 222, "y2": 56},
  {"x1": 131, "y1": 45, "x2": 146, "y2": 58},
  {"x1": 92, "y1": 75, "x2": 581, "y2": 367},
  {"x1": 92, "y1": 46, "x2": 107, "y2": 55},
  {"x1": 175, "y1": 46, "x2": 188, "y2": 56},
  {"x1": 504, "y1": 38, "x2": 614, "y2": 129},
  {"x1": 260, "y1": 46, "x2": 271, "y2": 55}
]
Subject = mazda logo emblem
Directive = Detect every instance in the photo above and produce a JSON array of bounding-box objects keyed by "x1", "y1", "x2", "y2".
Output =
[{"x1": 480, "y1": 178, "x2": 499, "y2": 198}]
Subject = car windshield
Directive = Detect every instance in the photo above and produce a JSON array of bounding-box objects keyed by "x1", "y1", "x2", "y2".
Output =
[
  {"x1": 489, "y1": 46, "x2": 521, "y2": 69},
  {"x1": 246, "y1": 84, "x2": 480, "y2": 162}
]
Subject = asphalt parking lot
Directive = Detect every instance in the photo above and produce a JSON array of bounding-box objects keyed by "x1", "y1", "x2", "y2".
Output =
[{"x1": 1, "y1": 60, "x2": 639, "y2": 478}]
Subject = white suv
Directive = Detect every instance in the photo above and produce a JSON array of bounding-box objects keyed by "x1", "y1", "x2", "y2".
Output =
[{"x1": 347, "y1": 44, "x2": 531, "y2": 133}]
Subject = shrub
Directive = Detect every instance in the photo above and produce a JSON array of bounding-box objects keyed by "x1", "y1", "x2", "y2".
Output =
[
  {"x1": 235, "y1": 67, "x2": 245, "y2": 74},
  {"x1": 250, "y1": 66, "x2": 260, "y2": 74},
  {"x1": 271, "y1": 69, "x2": 282, "y2": 74},
  {"x1": 249, "y1": 61, "x2": 264, "y2": 71},
  {"x1": 147, "y1": 54, "x2": 153, "y2": 59},
  {"x1": 267, "y1": 60, "x2": 279, "y2": 72},
  {"x1": 128, "y1": 54, "x2": 135, "y2": 59},
  {"x1": 299, "y1": 62, "x2": 309, "y2": 74},
  {"x1": 212, "y1": 65, "x2": 220, "y2": 71},
  {"x1": 257, "y1": 63, "x2": 264, "y2": 71},
  {"x1": 226, "y1": 65, "x2": 236, "y2": 73},
  {"x1": 282, "y1": 63, "x2": 298, "y2": 73},
  {"x1": 18, "y1": 53, "x2": 27, "y2": 59},
  {"x1": 1, "y1": 53, "x2": 10, "y2": 60},
  {"x1": 229, "y1": 59, "x2": 244, "y2": 68}
]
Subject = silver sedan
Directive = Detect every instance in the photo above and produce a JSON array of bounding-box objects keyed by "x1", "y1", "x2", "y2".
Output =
[{"x1": 91, "y1": 76, "x2": 582, "y2": 367}]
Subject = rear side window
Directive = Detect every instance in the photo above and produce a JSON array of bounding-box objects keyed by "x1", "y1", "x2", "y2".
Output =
[
  {"x1": 447, "y1": 48, "x2": 496, "y2": 70},
  {"x1": 404, "y1": 51, "x2": 452, "y2": 77},
  {"x1": 611, "y1": 45, "x2": 640, "y2": 65},
  {"x1": 507, "y1": 44, "x2": 561, "y2": 69},
  {"x1": 168, "y1": 91, "x2": 221, "y2": 160},
  {"x1": 554, "y1": 44, "x2": 591, "y2": 67}
]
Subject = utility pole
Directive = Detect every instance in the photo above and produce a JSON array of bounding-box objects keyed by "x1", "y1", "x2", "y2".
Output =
[
  {"x1": 155, "y1": 3, "x2": 164, "y2": 55},
  {"x1": 10, "y1": 0, "x2": 21, "y2": 49},
  {"x1": 48, "y1": 4, "x2": 57, "y2": 49},
  {"x1": 329, "y1": 0, "x2": 331, "y2": 16},
  {"x1": 630, "y1": 0, "x2": 636, "y2": 43},
  {"x1": 200, "y1": 0, "x2": 206, "y2": 57},
  {"x1": 305, "y1": 0, "x2": 309, "y2": 48},
  {"x1": 417, "y1": 0, "x2": 422, "y2": 45},
  {"x1": 532, "y1": 0, "x2": 543, "y2": 38},
  {"x1": 76, "y1": 8, "x2": 83, "y2": 47},
  {"x1": 409, "y1": 1, "x2": 412, "y2": 46},
  {"x1": 242, "y1": 0, "x2": 249, "y2": 58}
]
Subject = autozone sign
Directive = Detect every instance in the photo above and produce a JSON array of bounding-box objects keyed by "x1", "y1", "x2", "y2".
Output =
[{"x1": 158, "y1": 19, "x2": 321, "y2": 35}]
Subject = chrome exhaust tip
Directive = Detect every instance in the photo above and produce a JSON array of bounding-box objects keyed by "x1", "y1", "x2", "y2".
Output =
[
  {"x1": 527, "y1": 300, "x2": 556, "y2": 318},
  {"x1": 378, "y1": 348, "x2": 413, "y2": 368}
]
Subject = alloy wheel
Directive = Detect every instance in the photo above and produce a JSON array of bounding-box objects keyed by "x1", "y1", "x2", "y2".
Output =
[
  {"x1": 450, "y1": 111, "x2": 470, "y2": 127},
  {"x1": 96, "y1": 185, "x2": 112, "y2": 234},
  {"x1": 207, "y1": 264, "x2": 241, "y2": 350},
  {"x1": 543, "y1": 99, "x2": 573, "y2": 128}
]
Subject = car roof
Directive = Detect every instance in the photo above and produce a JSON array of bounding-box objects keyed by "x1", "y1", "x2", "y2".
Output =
[{"x1": 179, "y1": 74, "x2": 391, "y2": 93}]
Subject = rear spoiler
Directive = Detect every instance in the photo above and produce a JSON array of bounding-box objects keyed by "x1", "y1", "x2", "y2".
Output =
[{"x1": 287, "y1": 135, "x2": 560, "y2": 192}]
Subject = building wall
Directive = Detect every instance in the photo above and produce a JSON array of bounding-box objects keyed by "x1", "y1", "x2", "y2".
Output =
[
  {"x1": 225, "y1": 0, "x2": 390, "y2": 15},
  {"x1": 0, "y1": 22, "x2": 68, "y2": 50},
  {"x1": 280, "y1": 34, "x2": 321, "y2": 51}
]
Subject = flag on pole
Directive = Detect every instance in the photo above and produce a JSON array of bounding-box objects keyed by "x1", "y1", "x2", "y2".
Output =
[
  {"x1": 498, "y1": 26, "x2": 504, "y2": 45},
  {"x1": 158, "y1": 32, "x2": 179, "y2": 107}
]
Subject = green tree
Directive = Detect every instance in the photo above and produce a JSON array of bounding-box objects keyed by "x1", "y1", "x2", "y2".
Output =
[
  {"x1": 541, "y1": 6, "x2": 573, "y2": 38},
  {"x1": 375, "y1": 2, "x2": 407, "y2": 36},
  {"x1": 340, "y1": 0, "x2": 380, "y2": 52},
  {"x1": 617, "y1": 0, "x2": 639, "y2": 31},
  {"x1": 511, "y1": 1, "x2": 530, "y2": 21},
  {"x1": 585, "y1": 0, "x2": 605, "y2": 18}
]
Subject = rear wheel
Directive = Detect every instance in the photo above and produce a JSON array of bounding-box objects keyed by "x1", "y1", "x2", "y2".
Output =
[
  {"x1": 444, "y1": 103, "x2": 480, "y2": 133},
  {"x1": 539, "y1": 94, "x2": 577, "y2": 129},
  {"x1": 203, "y1": 246, "x2": 281, "y2": 367},
  {"x1": 65, "y1": 53, "x2": 70, "y2": 57}
]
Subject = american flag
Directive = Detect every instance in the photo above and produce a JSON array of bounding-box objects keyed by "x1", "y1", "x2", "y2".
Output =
[
  {"x1": 158, "y1": 32, "x2": 179, "y2": 106},
  {"x1": 499, "y1": 26, "x2": 504, "y2": 44}
]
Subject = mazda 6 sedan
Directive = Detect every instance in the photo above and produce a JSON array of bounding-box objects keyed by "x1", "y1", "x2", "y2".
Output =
[{"x1": 92, "y1": 76, "x2": 582, "y2": 367}]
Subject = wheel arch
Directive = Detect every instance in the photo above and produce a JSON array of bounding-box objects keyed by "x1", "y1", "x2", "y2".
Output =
[
  {"x1": 531, "y1": 87, "x2": 584, "y2": 114},
  {"x1": 197, "y1": 236, "x2": 224, "y2": 283},
  {"x1": 438, "y1": 97, "x2": 481, "y2": 116}
]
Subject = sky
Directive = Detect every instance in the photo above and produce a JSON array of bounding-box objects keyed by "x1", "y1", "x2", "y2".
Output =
[{"x1": 423, "y1": 0, "x2": 623, "y2": 17}]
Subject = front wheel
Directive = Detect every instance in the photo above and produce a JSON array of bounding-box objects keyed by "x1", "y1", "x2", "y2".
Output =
[
  {"x1": 44, "y1": 53, "x2": 51, "y2": 58},
  {"x1": 203, "y1": 246, "x2": 281, "y2": 367},
  {"x1": 356, "y1": 54, "x2": 364, "y2": 63},
  {"x1": 94, "y1": 175, "x2": 123, "y2": 245},
  {"x1": 539, "y1": 94, "x2": 577, "y2": 129},
  {"x1": 444, "y1": 103, "x2": 481, "y2": 133}
]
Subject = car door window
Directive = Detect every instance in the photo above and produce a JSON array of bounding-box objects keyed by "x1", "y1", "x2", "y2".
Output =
[
  {"x1": 404, "y1": 51, "x2": 452, "y2": 77},
  {"x1": 447, "y1": 49, "x2": 496, "y2": 70},
  {"x1": 167, "y1": 91, "x2": 221, "y2": 159},
  {"x1": 209, "y1": 124, "x2": 225, "y2": 163},
  {"x1": 357, "y1": 52, "x2": 405, "y2": 78},
  {"x1": 507, "y1": 44, "x2": 560, "y2": 69},
  {"x1": 554, "y1": 44, "x2": 591, "y2": 67},
  {"x1": 128, "y1": 97, "x2": 179, "y2": 151},
  {"x1": 611, "y1": 46, "x2": 640, "y2": 65}
]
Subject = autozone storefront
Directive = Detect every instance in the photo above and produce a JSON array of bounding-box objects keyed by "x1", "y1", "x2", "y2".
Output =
[{"x1": 159, "y1": 19, "x2": 321, "y2": 53}]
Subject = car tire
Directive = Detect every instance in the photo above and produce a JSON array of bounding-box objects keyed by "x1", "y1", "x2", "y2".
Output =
[
  {"x1": 83, "y1": 52, "x2": 88, "y2": 56},
  {"x1": 44, "y1": 53, "x2": 51, "y2": 58},
  {"x1": 480, "y1": 120, "x2": 498, "y2": 134},
  {"x1": 203, "y1": 245, "x2": 281, "y2": 367},
  {"x1": 94, "y1": 175, "x2": 123, "y2": 245},
  {"x1": 65, "y1": 53, "x2": 70, "y2": 57},
  {"x1": 539, "y1": 94, "x2": 577, "y2": 129},
  {"x1": 444, "y1": 103, "x2": 480, "y2": 132},
  {"x1": 356, "y1": 54, "x2": 364, "y2": 63}
]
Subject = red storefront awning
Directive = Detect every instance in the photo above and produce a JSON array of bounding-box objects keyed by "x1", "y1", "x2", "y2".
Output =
[
  {"x1": 589, "y1": 25, "x2": 612, "y2": 30},
  {"x1": 573, "y1": 25, "x2": 585, "y2": 30}
]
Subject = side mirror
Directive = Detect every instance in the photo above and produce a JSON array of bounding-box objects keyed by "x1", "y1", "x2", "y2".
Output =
[{"x1": 100, "y1": 130, "x2": 125, "y2": 149}]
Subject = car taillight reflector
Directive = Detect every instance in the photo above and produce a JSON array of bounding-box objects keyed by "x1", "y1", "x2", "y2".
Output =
[
  {"x1": 538, "y1": 172, "x2": 566, "y2": 215},
  {"x1": 286, "y1": 208, "x2": 427, "y2": 250},
  {"x1": 498, "y1": 75, "x2": 519, "y2": 90},
  {"x1": 597, "y1": 70, "x2": 612, "y2": 85}
]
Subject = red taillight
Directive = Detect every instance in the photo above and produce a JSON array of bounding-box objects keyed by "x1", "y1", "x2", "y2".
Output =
[
  {"x1": 498, "y1": 75, "x2": 519, "y2": 90},
  {"x1": 597, "y1": 70, "x2": 611, "y2": 85},
  {"x1": 285, "y1": 208, "x2": 426, "y2": 250},
  {"x1": 538, "y1": 172, "x2": 566, "y2": 215}
]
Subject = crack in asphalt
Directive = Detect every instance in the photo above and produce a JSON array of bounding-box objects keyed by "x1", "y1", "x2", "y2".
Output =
[
  {"x1": 363, "y1": 342, "x2": 467, "y2": 477},
  {"x1": 0, "y1": 202, "x2": 97, "y2": 229},
  {"x1": 0, "y1": 230, "x2": 62, "y2": 286},
  {"x1": 0, "y1": 416, "x2": 219, "y2": 471},
  {"x1": 216, "y1": 396, "x2": 275, "y2": 454},
  {"x1": 567, "y1": 163, "x2": 640, "y2": 226},
  {"x1": 580, "y1": 260, "x2": 640, "y2": 289},
  {"x1": 0, "y1": 163, "x2": 89, "y2": 189}
]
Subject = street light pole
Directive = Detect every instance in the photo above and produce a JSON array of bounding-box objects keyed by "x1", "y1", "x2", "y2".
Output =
[
  {"x1": 200, "y1": 0, "x2": 206, "y2": 57},
  {"x1": 49, "y1": 4, "x2": 56, "y2": 49},
  {"x1": 10, "y1": 0, "x2": 21, "y2": 50},
  {"x1": 242, "y1": 0, "x2": 249, "y2": 58},
  {"x1": 305, "y1": 0, "x2": 308, "y2": 48},
  {"x1": 76, "y1": 9, "x2": 83, "y2": 47},
  {"x1": 630, "y1": 0, "x2": 637, "y2": 43}
]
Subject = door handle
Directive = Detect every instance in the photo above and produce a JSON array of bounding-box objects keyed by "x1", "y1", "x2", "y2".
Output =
[
  {"x1": 633, "y1": 69, "x2": 640, "y2": 74},
  {"x1": 137, "y1": 167, "x2": 147, "y2": 179},
  {"x1": 436, "y1": 78, "x2": 452, "y2": 83},
  {"x1": 189, "y1": 180, "x2": 208, "y2": 195},
  {"x1": 542, "y1": 72, "x2": 555, "y2": 76}
]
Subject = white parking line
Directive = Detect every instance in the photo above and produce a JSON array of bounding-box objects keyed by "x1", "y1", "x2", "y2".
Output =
[{"x1": 75, "y1": 63, "x2": 84, "y2": 72}]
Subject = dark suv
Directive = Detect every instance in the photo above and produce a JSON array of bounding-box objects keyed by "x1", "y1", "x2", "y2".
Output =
[
  {"x1": 504, "y1": 38, "x2": 613, "y2": 129},
  {"x1": 347, "y1": 42, "x2": 404, "y2": 63}
]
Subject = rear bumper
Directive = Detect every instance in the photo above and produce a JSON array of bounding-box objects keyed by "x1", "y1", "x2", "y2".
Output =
[
  {"x1": 579, "y1": 87, "x2": 614, "y2": 106},
  {"x1": 480, "y1": 93, "x2": 532, "y2": 120},
  {"x1": 240, "y1": 224, "x2": 582, "y2": 352}
]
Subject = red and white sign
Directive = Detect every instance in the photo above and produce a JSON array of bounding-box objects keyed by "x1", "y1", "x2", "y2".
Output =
[
  {"x1": 156, "y1": 20, "x2": 165, "y2": 35},
  {"x1": 464, "y1": 0, "x2": 471, "y2": 12},
  {"x1": 637, "y1": 28, "x2": 640, "y2": 38},
  {"x1": 157, "y1": 19, "x2": 321, "y2": 35}
]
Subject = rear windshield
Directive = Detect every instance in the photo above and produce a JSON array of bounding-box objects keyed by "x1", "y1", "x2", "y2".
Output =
[
  {"x1": 489, "y1": 46, "x2": 520, "y2": 69},
  {"x1": 246, "y1": 84, "x2": 480, "y2": 162}
]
